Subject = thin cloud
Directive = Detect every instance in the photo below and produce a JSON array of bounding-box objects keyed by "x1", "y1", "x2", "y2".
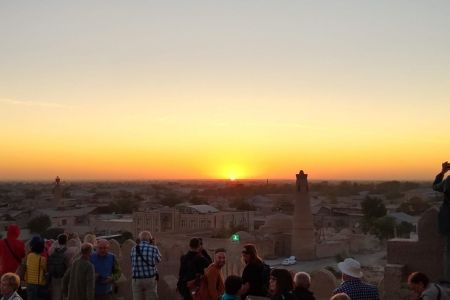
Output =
[{"x1": 0, "y1": 98, "x2": 75, "y2": 109}]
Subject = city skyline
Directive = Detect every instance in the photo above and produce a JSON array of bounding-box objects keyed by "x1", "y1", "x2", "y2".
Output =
[{"x1": 1, "y1": 1, "x2": 450, "y2": 181}]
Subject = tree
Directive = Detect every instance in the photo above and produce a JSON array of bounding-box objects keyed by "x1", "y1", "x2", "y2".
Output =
[
  {"x1": 43, "y1": 227, "x2": 65, "y2": 240},
  {"x1": 229, "y1": 198, "x2": 255, "y2": 211},
  {"x1": 361, "y1": 196, "x2": 387, "y2": 233},
  {"x1": 371, "y1": 216, "x2": 396, "y2": 240},
  {"x1": 27, "y1": 215, "x2": 52, "y2": 235},
  {"x1": 160, "y1": 193, "x2": 183, "y2": 207},
  {"x1": 397, "y1": 221, "x2": 415, "y2": 238},
  {"x1": 189, "y1": 196, "x2": 208, "y2": 205},
  {"x1": 109, "y1": 198, "x2": 138, "y2": 214},
  {"x1": 397, "y1": 197, "x2": 431, "y2": 216},
  {"x1": 273, "y1": 198, "x2": 294, "y2": 213},
  {"x1": 362, "y1": 196, "x2": 387, "y2": 220}
]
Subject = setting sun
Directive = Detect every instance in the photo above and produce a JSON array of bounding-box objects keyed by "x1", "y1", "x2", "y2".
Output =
[{"x1": 217, "y1": 164, "x2": 248, "y2": 181}]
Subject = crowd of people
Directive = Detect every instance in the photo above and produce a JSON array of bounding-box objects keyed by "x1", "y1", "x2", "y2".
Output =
[
  {"x1": 0, "y1": 228, "x2": 129, "y2": 300},
  {"x1": 0, "y1": 162, "x2": 448, "y2": 300},
  {"x1": 175, "y1": 239, "x2": 450, "y2": 300}
]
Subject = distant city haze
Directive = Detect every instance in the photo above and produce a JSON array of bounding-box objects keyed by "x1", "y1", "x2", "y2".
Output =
[{"x1": 1, "y1": 1, "x2": 449, "y2": 181}]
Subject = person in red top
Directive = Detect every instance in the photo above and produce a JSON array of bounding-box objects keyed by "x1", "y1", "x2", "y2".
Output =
[{"x1": 0, "y1": 224, "x2": 26, "y2": 275}]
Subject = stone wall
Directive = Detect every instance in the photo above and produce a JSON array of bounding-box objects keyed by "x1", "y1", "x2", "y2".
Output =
[
  {"x1": 104, "y1": 234, "x2": 340, "y2": 300},
  {"x1": 384, "y1": 208, "x2": 445, "y2": 300}
]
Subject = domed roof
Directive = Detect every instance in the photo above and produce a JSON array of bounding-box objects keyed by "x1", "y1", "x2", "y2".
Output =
[{"x1": 260, "y1": 213, "x2": 293, "y2": 233}]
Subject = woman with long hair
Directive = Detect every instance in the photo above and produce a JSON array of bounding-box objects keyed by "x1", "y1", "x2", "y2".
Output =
[
  {"x1": 269, "y1": 269, "x2": 296, "y2": 300},
  {"x1": 241, "y1": 244, "x2": 266, "y2": 299}
]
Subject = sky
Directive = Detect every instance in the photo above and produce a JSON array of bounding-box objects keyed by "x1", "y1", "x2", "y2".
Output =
[{"x1": 1, "y1": 1, "x2": 450, "y2": 181}]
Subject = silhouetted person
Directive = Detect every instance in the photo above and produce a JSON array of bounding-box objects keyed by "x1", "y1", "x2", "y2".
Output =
[
  {"x1": 269, "y1": 269, "x2": 296, "y2": 300},
  {"x1": 293, "y1": 272, "x2": 316, "y2": 300},
  {"x1": 131, "y1": 231, "x2": 161, "y2": 300},
  {"x1": 241, "y1": 244, "x2": 266, "y2": 299},
  {"x1": 433, "y1": 161, "x2": 450, "y2": 281},
  {"x1": 332, "y1": 258, "x2": 379, "y2": 300},
  {"x1": 220, "y1": 275, "x2": 243, "y2": 300},
  {"x1": 90, "y1": 239, "x2": 122, "y2": 300},
  {"x1": 63, "y1": 243, "x2": 95, "y2": 300},
  {"x1": 198, "y1": 238, "x2": 212, "y2": 265},
  {"x1": 48, "y1": 233, "x2": 70, "y2": 300},
  {"x1": 177, "y1": 238, "x2": 210, "y2": 300},
  {"x1": 0, "y1": 272, "x2": 23, "y2": 300},
  {"x1": 408, "y1": 271, "x2": 449, "y2": 300},
  {"x1": 0, "y1": 224, "x2": 25, "y2": 276},
  {"x1": 330, "y1": 294, "x2": 350, "y2": 300},
  {"x1": 205, "y1": 248, "x2": 226, "y2": 300},
  {"x1": 25, "y1": 236, "x2": 48, "y2": 300}
]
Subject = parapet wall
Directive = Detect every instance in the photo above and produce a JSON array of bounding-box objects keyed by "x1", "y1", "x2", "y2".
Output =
[{"x1": 384, "y1": 208, "x2": 444, "y2": 300}]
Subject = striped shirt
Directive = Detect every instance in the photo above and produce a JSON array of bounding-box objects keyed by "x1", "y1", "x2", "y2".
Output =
[
  {"x1": 25, "y1": 253, "x2": 47, "y2": 286},
  {"x1": 130, "y1": 241, "x2": 161, "y2": 279}
]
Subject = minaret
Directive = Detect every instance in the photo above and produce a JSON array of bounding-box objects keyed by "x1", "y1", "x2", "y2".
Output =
[
  {"x1": 53, "y1": 176, "x2": 63, "y2": 208},
  {"x1": 291, "y1": 170, "x2": 316, "y2": 260}
]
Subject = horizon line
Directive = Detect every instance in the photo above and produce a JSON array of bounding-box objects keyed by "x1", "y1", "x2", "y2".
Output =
[{"x1": 0, "y1": 177, "x2": 433, "y2": 183}]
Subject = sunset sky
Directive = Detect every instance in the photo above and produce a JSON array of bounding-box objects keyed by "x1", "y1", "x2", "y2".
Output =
[{"x1": 1, "y1": 1, "x2": 449, "y2": 181}]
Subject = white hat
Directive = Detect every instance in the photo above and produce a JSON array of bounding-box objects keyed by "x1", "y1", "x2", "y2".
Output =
[{"x1": 337, "y1": 258, "x2": 363, "y2": 278}]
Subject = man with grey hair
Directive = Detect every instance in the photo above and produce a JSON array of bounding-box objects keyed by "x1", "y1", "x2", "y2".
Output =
[
  {"x1": 434, "y1": 161, "x2": 450, "y2": 281},
  {"x1": 293, "y1": 272, "x2": 315, "y2": 300},
  {"x1": 90, "y1": 239, "x2": 122, "y2": 300},
  {"x1": 131, "y1": 231, "x2": 161, "y2": 300},
  {"x1": 63, "y1": 243, "x2": 95, "y2": 300}
]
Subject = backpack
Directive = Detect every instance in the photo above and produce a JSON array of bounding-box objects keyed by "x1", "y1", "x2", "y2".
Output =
[
  {"x1": 261, "y1": 263, "x2": 271, "y2": 295},
  {"x1": 47, "y1": 247, "x2": 67, "y2": 278}
]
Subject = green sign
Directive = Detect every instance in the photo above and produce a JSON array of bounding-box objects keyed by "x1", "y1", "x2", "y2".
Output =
[{"x1": 231, "y1": 233, "x2": 240, "y2": 242}]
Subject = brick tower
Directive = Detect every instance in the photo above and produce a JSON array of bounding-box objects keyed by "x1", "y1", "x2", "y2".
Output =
[{"x1": 291, "y1": 170, "x2": 316, "y2": 260}]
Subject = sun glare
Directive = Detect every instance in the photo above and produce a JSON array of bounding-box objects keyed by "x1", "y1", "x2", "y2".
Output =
[{"x1": 217, "y1": 164, "x2": 247, "y2": 181}]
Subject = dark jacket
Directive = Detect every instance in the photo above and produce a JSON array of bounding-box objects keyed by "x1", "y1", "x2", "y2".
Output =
[
  {"x1": 293, "y1": 287, "x2": 315, "y2": 300},
  {"x1": 242, "y1": 261, "x2": 266, "y2": 299},
  {"x1": 177, "y1": 250, "x2": 209, "y2": 300},
  {"x1": 271, "y1": 292, "x2": 297, "y2": 300},
  {"x1": 433, "y1": 173, "x2": 450, "y2": 235}
]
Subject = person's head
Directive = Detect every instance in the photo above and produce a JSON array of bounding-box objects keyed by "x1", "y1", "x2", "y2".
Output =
[
  {"x1": 83, "y1": 233, "x2": 97, "y2": 246},
  {"x1": 189, "y1": 237, "x2": 201, "y2": 251},
  {"x1": 6, "y1": 224, "x2": 20, "y2": 240},
  {"x1": 214, "y1": 248, "x2": 226, "y2": 268},
  {"x1": 139, "y1": 231, "x2": 153, "y2": 243},
  {"x1": 270, "y1": 268, "x2": 294, "y2": 295},
  {"x1": 0, "y1": 273, "x2": 20, "y2": 296},
  {"x1": 408, "y1": 272, "x2": 430, "y2": 295},
  {"x1": 294, "y1": 272, "x2": 311, "y2": 289},
  {"x1": 241, "y1": 244, "x2": 262, "y2": 265},
  {"x1": 337, "y1": 258, "x2": 363, "y2": 281},
  {"x1": 57, "y1": 233, "x2": 68, "y2": 246},
  {"x1": 68, "y1": 232, "x2": 79, "y2": 241},
  {"x1": 81, "y1": 243, "x2": 93, "y2": 258},
  {"x1": 30, "y1": 236, "x2": 45, "y2": 254},
  {"x1": 224, "y1": 275, "x2": 243, "y2": 296},
  {"x1": 330, "y1": 293, "x2": 351, "y2": 300},
  {"x1": 198, "y1": 237, "x2": 204, "y2": 249},
  {"x1": 96, "y1": 239, "x2": 109, "y2": 256}
]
